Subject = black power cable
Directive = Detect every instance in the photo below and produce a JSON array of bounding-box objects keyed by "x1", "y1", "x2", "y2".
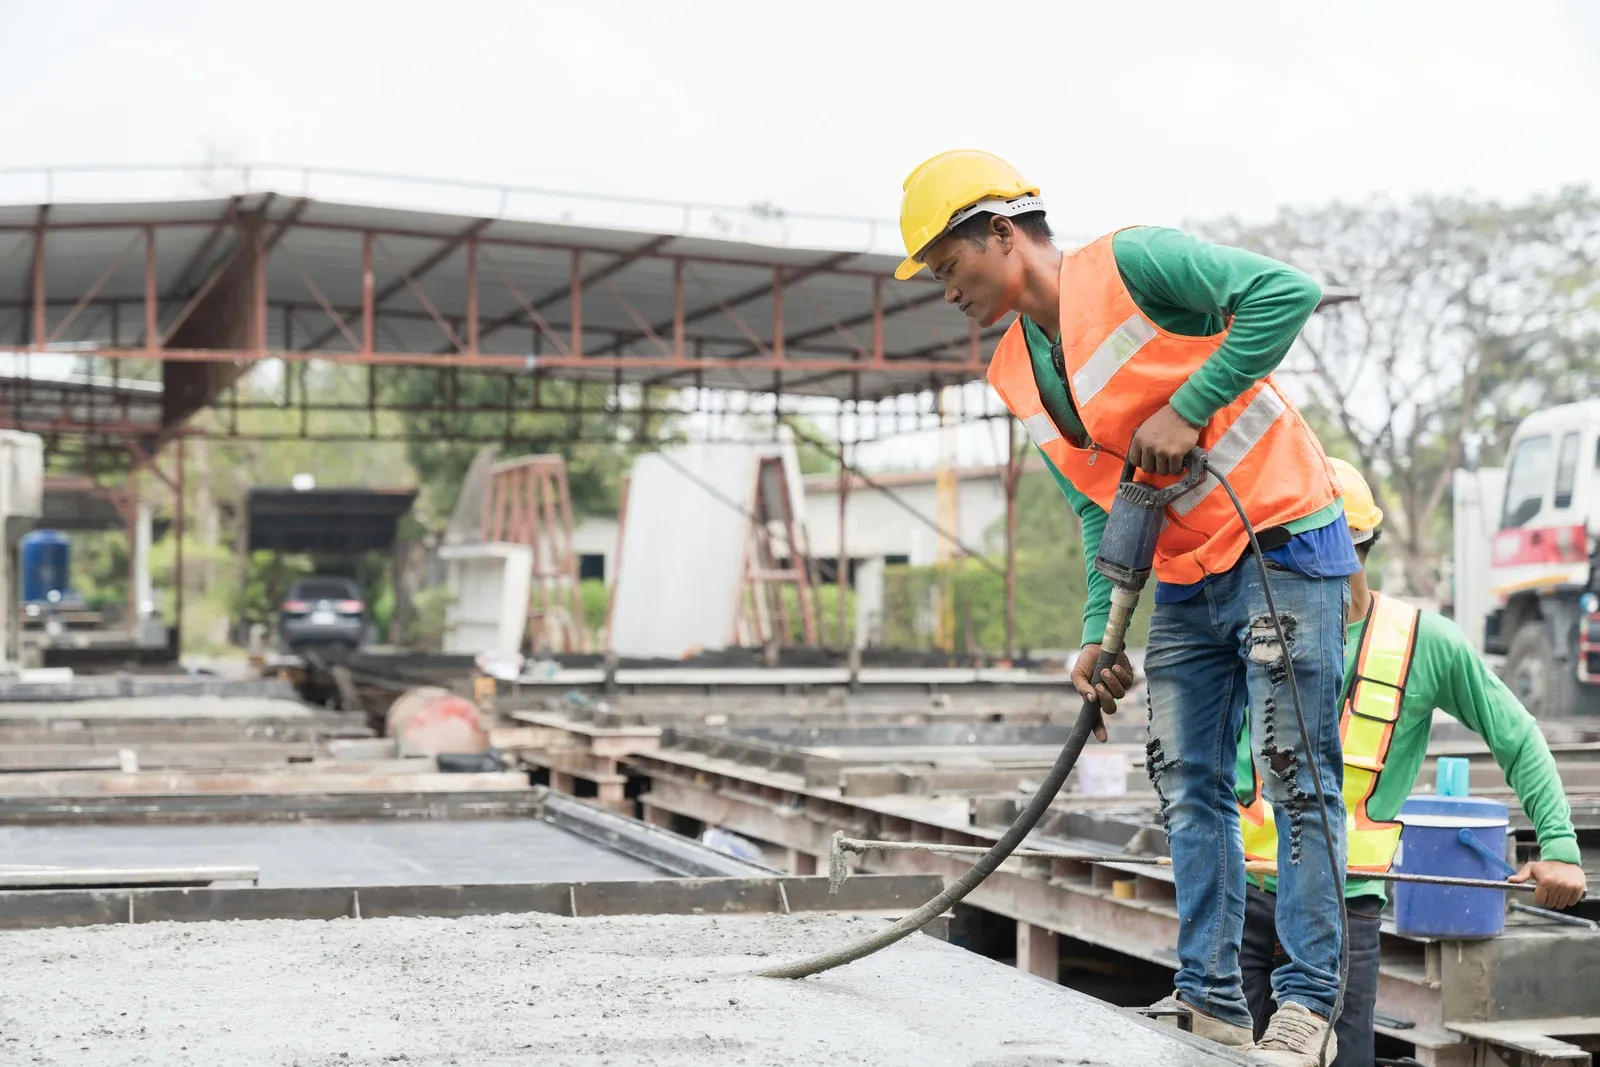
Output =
[
  {"x1": 754, "y1": 457, "x2": 1349, "y2": 1066},
  {"x1": 1213, "y1": 469, "x2": 1347, "y2": 1067}
]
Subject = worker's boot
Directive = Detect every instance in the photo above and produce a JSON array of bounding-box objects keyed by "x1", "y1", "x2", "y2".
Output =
[
  {"x1": 1141, "y1": 992, "x2": 1254, "y2": 1048},
  {"x1": 1252, "y1": 1001, "x2": 1336, "y2": 1066}
]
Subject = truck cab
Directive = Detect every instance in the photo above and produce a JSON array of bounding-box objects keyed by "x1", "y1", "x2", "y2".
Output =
[{"x1": 1484, "y1": 399, "x2": 1600, "y2": 717}]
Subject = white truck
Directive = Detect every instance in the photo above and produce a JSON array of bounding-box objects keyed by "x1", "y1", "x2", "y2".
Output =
[{"x1": 1455, "y1": 400, "x2": 1600, "y2": 717}]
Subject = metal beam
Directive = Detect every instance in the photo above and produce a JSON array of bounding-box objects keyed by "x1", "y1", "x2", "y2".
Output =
[
  {"x1": 597, "y1": 251, "x2": 856, "y2": 358},
  {"x1": 470, "y1": 233, "x2": 673, "y2": 351},
  {"x1": 164, "y1": 196, "x2": 242, "y2": 298},
  {"x1": 300, "y1": 217, "x2": 493, "y2": 351}
]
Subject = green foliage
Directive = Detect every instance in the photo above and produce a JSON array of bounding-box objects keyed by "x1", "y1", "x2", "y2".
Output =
[
  {"x1": 1199, "y1": 186, "x2": 1600, "y2": 594},
  {"x1": 405, "y1": 585, "x2": 453, "y2": 651},
  {"x1": 69, "y1": 531, "x2": 130, "y2": 614},
  {"x1": 873, "y1": 467, "x2": 1157, "y2": 655},
  {"x1": 580, "y1": 579, "x2": 610, "y2": 634},
  {"x1": 774, "y1": 582, "x2": 856, "y2": 645},
  {"x1": 380, "y1": 370, "x2": 678, "y2": 524}
]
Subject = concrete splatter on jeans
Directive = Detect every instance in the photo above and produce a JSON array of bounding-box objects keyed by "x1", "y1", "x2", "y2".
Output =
[
  {"x1": 1144, "y1": 724, "x2": 1178, "y2": 837},
  {"x1": 1255, "y1": 697, "x2": 1309, "y2": 865}
]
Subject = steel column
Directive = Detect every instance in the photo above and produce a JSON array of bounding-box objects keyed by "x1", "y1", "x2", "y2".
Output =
[
  {"x1": 171, "y1": 440, "x2": 185, "y2": 651},
  {"x1": 143, "y1": 226, "x2": 158, "y2": 352},
  {"x1": 29, "y1": 215, "x2": 46, "y2": 348},
  {"x1": 772, "y1": 266, "x2": 784, "y2": 364},
  {"x1": 672, "y1": 259, "x2": 685, "y2": 362},
  {"x1": 466, "y1": 236, "x2": 479, "y2": 356},
  {"x1": 361, "y1": 232, "x2": 374, "y2": 354},
  {"x1": 871, "y1": 277, "x2": 884, "y2": 366},
  {"x1": 837, "y1": 439, "x2": 849, "y2": 649},
  {"x1": 570, "y1": 250, "x2": 583, "y2": 358},
  {"x1": 1004, "y1": 420, "x2": 1020, "y2": 661},
  {"x1": 253, "y1": 224, "x2": 268, "y2": 351}
]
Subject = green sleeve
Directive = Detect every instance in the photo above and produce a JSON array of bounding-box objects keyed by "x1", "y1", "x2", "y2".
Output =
[
  {"x1": 1426, "y1": 615, "x2": 1583, "y2": 865},
  {"x1": 1112, "y1": 226, "x2": 1323, "y2": 426},
  {"x1": 1037, "y1": 446, "x2": 1112, "y2": 646}
]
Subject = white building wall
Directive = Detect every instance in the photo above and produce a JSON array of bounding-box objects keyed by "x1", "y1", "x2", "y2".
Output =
[
  {"x1": 573, "y1": 466, "x2": 1021, "y2": 586},
  {"x1": 805, "y1": 473, "x2": 1009, "y2": 566}
]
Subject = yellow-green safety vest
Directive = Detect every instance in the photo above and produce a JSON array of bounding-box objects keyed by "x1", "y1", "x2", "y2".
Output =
[{"x1": 1238, "y1": 590, "x2": 1420, "y2": 874}]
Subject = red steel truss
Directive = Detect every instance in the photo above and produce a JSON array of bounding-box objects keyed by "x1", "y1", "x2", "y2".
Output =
[{"x1": 0, "y1": 194, "x2": 1002, "y2": 461}]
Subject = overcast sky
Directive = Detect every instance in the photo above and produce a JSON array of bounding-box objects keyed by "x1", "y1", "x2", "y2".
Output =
[
  {"x1": 3, "y1": 1, "x2": 1596, "y2": 469},
  {"x1": 3, "y1": 0, "x2": 1596, "y2": 236}
]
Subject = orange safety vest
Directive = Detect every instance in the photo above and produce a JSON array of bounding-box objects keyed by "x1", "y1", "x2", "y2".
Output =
[
  {"x1": 985, "y1": 231, "x2": 1339, "y2": 585},
  {"x1": 1239, "y1": 591, "x2": 1420, "y2": 873}
]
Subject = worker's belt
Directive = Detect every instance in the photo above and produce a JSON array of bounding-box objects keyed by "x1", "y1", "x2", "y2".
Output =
[{"x1": 1253, "y1": 526, "x2": 1292, "y2": 551}]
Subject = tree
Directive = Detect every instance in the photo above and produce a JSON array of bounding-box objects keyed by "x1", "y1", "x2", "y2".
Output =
[
  {"x1": 1202, "y1": 188, "x2": 1600, "y2": 595},
  {"x1": 382, "y1": 369, "x2": 679, "y2": 525}
]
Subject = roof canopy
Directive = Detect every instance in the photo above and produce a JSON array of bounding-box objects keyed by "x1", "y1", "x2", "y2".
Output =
[{"x1": 247, "y1": 487, "x2": 417, "y2": 553}]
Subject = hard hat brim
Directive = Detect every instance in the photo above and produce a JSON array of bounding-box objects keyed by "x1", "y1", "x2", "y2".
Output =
[{"x1": 894, "y1": 255, "x2": 926, "y2": 281}]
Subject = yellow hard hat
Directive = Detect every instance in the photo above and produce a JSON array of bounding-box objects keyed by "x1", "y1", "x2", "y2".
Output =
[
  {"x1": 895, "y1": 150, "x2": 1043, "y2": 281},
  {"x1": 1328, "y1": 457, "x2": 1383, "y2": 542}
]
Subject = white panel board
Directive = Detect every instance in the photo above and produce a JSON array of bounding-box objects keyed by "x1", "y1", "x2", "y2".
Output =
[
  {"x1": 441, "y1": 542, "x2": 533, "y2": 658},
  {"x1": 609, "y1": 440, "x2": 805, "y2": 659}
]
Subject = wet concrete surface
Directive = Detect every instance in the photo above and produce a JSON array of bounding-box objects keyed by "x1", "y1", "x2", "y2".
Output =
[
  {"x1": 0, "y1": 912, "x2": 1246, "y2": 1066},
  {"x1": 0, "y1": 820, "x2": 665, "y2": 886}
]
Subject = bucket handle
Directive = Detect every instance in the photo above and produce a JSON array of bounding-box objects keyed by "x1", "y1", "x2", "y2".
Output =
[{"x1": 1455, "y1": 827, "x2": 1516, "y2": 878}]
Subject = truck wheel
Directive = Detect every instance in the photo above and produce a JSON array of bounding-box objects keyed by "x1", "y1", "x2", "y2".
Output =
[{"x1": 1503, "y1": 619, "x2": 1600, "y2": 718}]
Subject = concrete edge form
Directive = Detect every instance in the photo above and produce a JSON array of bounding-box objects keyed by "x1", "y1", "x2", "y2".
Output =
[
  {"x1": 0, "y1": 865, "x2": 259, "y2": 888},
  {"x1": 0, "y1": 873, "x2": 946, "y2": 930},
  {"x1": 539, "y1": 791, "x2": 776, "y2": 878}
]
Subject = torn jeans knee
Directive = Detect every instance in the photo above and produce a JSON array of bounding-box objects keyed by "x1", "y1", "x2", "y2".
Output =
[{"x1": 1246, "y1": 612, "x2": 1298, "y2": 687}]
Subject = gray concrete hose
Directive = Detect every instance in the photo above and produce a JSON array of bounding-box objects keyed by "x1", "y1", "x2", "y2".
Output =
[{"x1": 755, "y1": 586, "x2": 1137, "y2": 980}]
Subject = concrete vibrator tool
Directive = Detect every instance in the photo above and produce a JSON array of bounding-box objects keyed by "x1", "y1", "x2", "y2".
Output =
[
  {"x1": 757, "y1": 450, "x2": 1212, "y2": 980},
  {"x1": 760, "y1": 445, "x2": 1355, "y2": 1063}
]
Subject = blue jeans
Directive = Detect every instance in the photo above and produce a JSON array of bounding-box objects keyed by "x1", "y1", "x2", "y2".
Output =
[{"x1": 1143, "y1": 560, "x2": 1349, "y2": 1027}]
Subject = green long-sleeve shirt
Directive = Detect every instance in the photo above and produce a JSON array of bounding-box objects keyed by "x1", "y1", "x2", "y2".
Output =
[
  {"x1": 1233, "y1": 607, "x2": 1583, "y2": 902},
  {"x1": 1025, "y1": 226, "x2": 1332, "y2": 644}
]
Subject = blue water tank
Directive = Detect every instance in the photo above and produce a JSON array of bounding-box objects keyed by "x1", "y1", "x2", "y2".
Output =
[
  {"x1": 1392, "y1": 794, "x2": 1509, "y2": 938},
  {"x1": 21, "y1": 529, "x2": 71, "y2": 604}
]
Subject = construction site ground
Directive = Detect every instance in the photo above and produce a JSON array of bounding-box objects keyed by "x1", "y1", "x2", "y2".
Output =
[{"x1": 0, "y1": 911, "x2": 1242, "y2": 1067}]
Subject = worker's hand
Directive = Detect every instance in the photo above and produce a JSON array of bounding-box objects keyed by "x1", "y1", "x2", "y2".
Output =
[
  {"x1": 1072, "y1": 644, "x2": 1134, "y2": 743},
  {"x1": 1129, "y1": 404, "x2": 1202, "y2": 477},
  {"x1": 1509, "y1": 860, "x2": 1588, "y2": 909}
]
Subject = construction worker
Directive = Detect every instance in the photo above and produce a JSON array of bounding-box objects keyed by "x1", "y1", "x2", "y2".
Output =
[
  {"x1": 896, "y1": 150, "x2": 1359, "y2": 1066},
  {"x1": 1237, "y1": 457, "x2": 1586, "y2": 1067}
]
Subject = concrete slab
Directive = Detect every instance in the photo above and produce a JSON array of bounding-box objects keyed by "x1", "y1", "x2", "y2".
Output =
[
  {"x1": 0, "y1": 912, "x2": 1246, "y2": 1066},
  {"x1": 0, "y1": 820, "x2": 667, "y2": 886}
]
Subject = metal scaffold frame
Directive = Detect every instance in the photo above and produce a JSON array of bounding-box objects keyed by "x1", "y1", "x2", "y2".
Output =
[{"x1": 482, "y1": 454, "x2": 588, "y2": 654}]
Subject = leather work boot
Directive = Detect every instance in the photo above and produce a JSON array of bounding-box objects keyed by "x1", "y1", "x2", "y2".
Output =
[
  {"x1": 1252, "y1": 1001, "x2": 1337, "y2": 1066},
  {"x1": 1141, "y1": 992, "x2": 1254, "y2": 1048}
]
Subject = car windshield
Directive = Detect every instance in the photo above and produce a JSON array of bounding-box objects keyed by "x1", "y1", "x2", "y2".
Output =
[
  {"x1": 1501, "y1": 434, "x2": 1552, "y2": 529},
  {"x1": 292, "y1": 579, "x2": 359, "y2": 601}
]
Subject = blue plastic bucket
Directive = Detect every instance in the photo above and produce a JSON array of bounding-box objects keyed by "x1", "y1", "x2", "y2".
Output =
[{"x1": 1392, "y1": 794, "x2": 1509, "y2": 938}]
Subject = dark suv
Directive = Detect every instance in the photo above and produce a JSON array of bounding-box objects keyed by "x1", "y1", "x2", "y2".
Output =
[{"x1": 280, "y1": 577, "x2": 366, "y2": 653}]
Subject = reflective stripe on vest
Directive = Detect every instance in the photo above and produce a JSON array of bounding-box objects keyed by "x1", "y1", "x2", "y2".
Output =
[
  {"x1": 984, "y1": 230, "x2": 1341, "y2": 586},
  {"x1": 1238, "y1": 592, "x2": 1420, "y2": 874}
]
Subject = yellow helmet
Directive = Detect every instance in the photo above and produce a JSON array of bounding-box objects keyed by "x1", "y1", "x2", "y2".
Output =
[
  {"x1": 1328, "y1": 457, "x2": 1383, "y2": 542},
  {"x1": 895, "y1": 150, "x2": 1043, "y2": 281}
]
